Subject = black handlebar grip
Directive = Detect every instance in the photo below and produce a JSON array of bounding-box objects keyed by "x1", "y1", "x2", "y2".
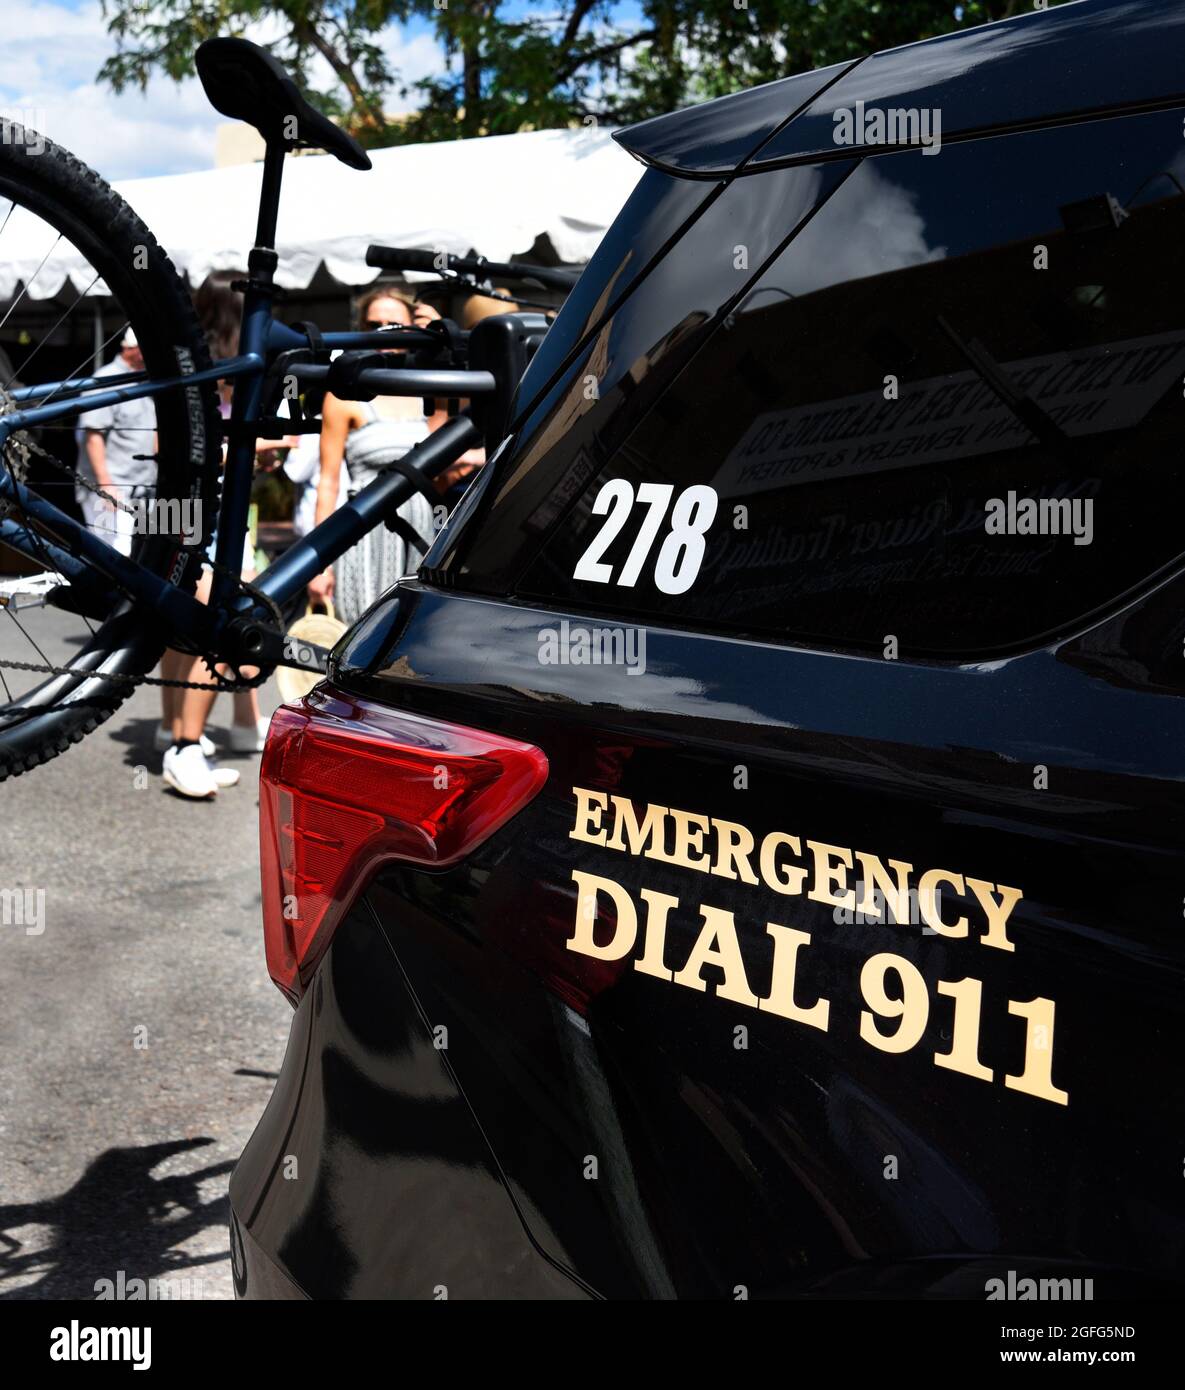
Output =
[{"x1": 365, "y1": 245, "x2": 441, "y2": 272}]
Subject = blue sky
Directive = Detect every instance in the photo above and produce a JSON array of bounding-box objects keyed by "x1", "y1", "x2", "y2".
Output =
[{"x1": 0, "y1": 1, "x2": 648, "y2": 183}]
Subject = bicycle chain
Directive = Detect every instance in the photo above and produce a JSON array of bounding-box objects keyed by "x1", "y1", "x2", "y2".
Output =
[
  {"x1": 0, "y1": 381, "x2": 142, "y2": 514},
  {"x1": 0, "y1": 387, "x2": 283, "y2": 693}
]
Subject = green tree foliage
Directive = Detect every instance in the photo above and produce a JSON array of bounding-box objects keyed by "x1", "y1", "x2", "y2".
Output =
[{"x1": 99, "y1": 0, "x2": 1073, "y2": 144}]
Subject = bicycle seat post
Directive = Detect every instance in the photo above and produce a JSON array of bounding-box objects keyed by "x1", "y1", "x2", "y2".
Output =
[
  {"x1": 254, "y1": 141, "x2": 284, "y2": 251},
  {"x1": 192, "y1": 37, "x2": 372, "y2": 634},
  {"x1": 210, "y1": 138, "x2": 285, "y2": 621}
]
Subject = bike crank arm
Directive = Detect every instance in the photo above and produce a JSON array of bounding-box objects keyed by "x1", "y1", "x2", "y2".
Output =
[{"x1": 228, "y1": 623, "x2": 334, "y2": 675}]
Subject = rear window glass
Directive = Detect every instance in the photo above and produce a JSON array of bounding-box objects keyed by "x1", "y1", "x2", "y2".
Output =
[{"x1": 515, "y1": 108, "x2": 1185, "y2": 657}]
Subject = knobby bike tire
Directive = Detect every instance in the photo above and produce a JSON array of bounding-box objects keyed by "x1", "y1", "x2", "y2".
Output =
[{"x1": 0, "y1": 125, "x2": 221, "y2": 780}]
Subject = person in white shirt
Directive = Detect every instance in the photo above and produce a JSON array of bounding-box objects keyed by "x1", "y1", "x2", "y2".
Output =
[
  {"x1": 285, "y1": 431, "x2": 348, "y2": 538},
  {"x1": 75, "y1": 329, "x2": 157, "y2": 556}
]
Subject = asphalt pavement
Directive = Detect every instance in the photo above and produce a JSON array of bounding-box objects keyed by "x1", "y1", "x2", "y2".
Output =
[{"x1": 0, "y1": 606, "x2": 291, "y2": 1300}]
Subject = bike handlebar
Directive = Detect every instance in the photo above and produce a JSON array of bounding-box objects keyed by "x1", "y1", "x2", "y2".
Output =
[
  {"x1": 365, "y1": 244, "x2": 579, "y2": 292},
  {"x1": 290, "y1": 363, "x2": 496, "y2": 397}
]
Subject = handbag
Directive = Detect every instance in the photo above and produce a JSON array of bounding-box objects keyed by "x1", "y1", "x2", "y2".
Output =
[{"x1": 275, "y1": 600, "x2": 347, "y2": 703}]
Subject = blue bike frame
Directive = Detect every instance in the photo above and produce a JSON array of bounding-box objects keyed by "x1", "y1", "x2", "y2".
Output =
[
  {"x1": 0, "y1": 118, "x2": 496, "y2": 673},
  {"x1": 0, "y1": 314, "x2": 484, "y2": 665}
]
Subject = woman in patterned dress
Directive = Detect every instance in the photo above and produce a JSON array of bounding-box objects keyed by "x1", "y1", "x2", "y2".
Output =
[{"x1": 307, "y1": 287, "x2": 480, "y2": 624}]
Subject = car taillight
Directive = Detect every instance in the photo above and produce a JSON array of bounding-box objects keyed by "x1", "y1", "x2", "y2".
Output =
[{"x1": 259, "y1": 685, "x2": 548, "y2": 1005}]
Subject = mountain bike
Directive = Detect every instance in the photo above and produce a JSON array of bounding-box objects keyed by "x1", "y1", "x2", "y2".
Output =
[{"x1": 0, "y1": 37, "x2": 573, "y2": 779}]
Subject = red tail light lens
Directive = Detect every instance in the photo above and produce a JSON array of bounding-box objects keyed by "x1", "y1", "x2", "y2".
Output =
[{"x1": 259, "y1": 685, "x2": 549, "y2": 1004}]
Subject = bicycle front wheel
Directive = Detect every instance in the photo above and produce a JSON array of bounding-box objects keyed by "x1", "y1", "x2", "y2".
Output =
[{"x1": 0, "y1": 123, "x2": 221, "y2": 779}]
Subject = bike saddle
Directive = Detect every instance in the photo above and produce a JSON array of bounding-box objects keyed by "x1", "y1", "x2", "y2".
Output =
[{"x1": 195, "y1": 37, "x2": 372, "y2": 171}]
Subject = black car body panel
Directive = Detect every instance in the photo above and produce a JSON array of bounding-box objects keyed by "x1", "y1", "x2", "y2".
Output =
[
  {"x1": 233, "y1": 0, "x2": 1185, "y2": 1299},
  {"x1": 230, "y1": 894, "x2": 590, "y2": 1299},
  {"x1": 234, "y1": 579, "x2": 1185, "y2": 1297}
]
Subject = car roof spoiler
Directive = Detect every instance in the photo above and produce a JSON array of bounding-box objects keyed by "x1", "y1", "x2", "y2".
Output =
[{"x1": 613, "y1": 0, "x2": 1185, "y2": 179}]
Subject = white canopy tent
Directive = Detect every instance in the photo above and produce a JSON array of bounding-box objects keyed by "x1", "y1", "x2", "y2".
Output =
[{"x1": 0, "y1": 127, "x2": 643, "y2": 302}]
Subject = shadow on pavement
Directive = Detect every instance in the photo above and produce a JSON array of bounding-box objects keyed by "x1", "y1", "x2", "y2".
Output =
[
  {"x1": 0, "y1": 1137, "x2": 233, "y2": 1299},
  {"x1": 105, "y1": 715, "x2": 161, "y2": 770},
  {"x1": 108, "y1": 714, "x2": 265, "y2": 778}
]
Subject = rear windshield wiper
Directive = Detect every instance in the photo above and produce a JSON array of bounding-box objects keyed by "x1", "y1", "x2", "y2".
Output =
[{"x1": 936, "y1": 313, "x2": 1071, "y2": 462}]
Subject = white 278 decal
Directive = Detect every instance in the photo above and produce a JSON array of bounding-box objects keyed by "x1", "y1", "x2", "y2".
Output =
[{"x1": 573, "y1": 481, "x2": 718, "y2": 594}]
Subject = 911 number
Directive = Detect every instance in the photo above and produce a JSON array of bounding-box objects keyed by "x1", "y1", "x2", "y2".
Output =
[
  {"x1": 859, "y1": 953, "x2": 1068, "y2": 1106},
  {"x1": 573, "y1": 481, "x2": 718, "y2": 594}
]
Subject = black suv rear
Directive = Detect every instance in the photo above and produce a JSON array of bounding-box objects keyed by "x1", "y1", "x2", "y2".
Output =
[{"x1": 231, "y1": 0, "x2": 1185, "y2": 1299}]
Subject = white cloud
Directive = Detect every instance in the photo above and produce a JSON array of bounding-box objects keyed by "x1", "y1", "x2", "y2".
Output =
[
  {"x1": 774, "y1": 162, "x2": 947, "y2": 297},
  {"x1": 0, "y1": 1, "x2": 446, "y2": 180}
]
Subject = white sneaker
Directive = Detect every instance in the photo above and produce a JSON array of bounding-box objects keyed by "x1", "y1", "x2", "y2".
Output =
[
  {"x1": 154, "y1": 725, "x2": 215, "y2": 757},
  {"x1": 227, "y1": 718, "x2": 269, "y2": 754},
  {"x1": 162, "y1": 742, "x2": 232, "y2": 798}
]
